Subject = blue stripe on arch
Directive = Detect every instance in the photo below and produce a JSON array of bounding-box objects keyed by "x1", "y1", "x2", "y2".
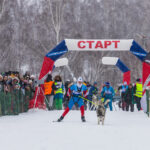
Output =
[
  {"x1": 130, "y1": 40, "x2": 147, "y2": 62},
  {"x1": 46, "y1": 40, "x2": 68, "y2": 61},
  {"x1": 116, "y1": 59, "x2": 130, "y2": 73}
]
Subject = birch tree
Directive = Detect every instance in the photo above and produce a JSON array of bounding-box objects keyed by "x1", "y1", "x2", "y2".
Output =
[
  {"x1": 48, "y1": 0, "x2": 66, "y2": 44},
  {"x1": 0, "y1": 0, "x2": 6, "y2": 70}
]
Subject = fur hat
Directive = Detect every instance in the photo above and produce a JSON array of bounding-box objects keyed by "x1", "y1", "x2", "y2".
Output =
[{"x1": 13, "y1": 77, "x2": 19, "y2": 82}]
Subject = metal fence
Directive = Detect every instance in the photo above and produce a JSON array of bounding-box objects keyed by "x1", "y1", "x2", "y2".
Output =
[{"x1": 0, "y1": 89, "x2": 34, "y2": 116}]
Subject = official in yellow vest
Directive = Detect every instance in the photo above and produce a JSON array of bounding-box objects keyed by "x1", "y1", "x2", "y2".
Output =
[
  {"x1": 134, "y1": 78, "x2": 143, "y2": 111},
  {"x1": 53, "y1": 75, "x2": 64, "y2": 110}
]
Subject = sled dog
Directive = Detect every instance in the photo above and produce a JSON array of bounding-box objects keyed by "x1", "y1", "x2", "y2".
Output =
[{"x1": 96, "y1": 99, "x2": 110, "y2": 125}]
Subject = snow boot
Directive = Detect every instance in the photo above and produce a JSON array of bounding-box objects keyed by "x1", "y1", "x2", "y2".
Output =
[
  {"x1": 48, "y1": 106, "x2": 51, "y2": 111},
  {"x1": 57, "y1": 116, "x2": 64, "y2": 122},
  {"x1": 81, "y1": 116, "x2": 86, "y2": 122}
]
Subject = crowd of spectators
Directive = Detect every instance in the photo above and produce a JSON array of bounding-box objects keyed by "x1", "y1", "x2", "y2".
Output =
[
  {"x1": 0, "y1": 71, "x2": 36, "y2": 116},
  {"x1": 0, "y1": 71, "x2": 36, "y2": 94},
  {"x1": 0, "y1": 71, "x2": 143, "y2": 115}
]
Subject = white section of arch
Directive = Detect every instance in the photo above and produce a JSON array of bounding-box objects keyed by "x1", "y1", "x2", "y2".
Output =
[
  {"x1": 102, "y1": 57, "x2": 119, "y2": 65},
  {"x1": 54, "y1": 57, "x2": 68, "y2": 67},
  {"x1": 65, "y1": 39, "x2": 133, "y2": 51}
]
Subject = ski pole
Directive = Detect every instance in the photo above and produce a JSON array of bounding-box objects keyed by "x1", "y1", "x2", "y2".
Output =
[
  {"x1": 40, "y1": 87, "x2": 51, "y2": 109},
  {"x1": 113, "y1": 102, "x2": 117, "y2": 111},
  {"x1": 78, "y1": 96, "x2": 98, "y2": 106}
]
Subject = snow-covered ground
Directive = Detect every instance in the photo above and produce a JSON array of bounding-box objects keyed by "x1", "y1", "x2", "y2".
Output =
[{"x1": 0, "y1": 109, "x2": 150, "y2": 150}]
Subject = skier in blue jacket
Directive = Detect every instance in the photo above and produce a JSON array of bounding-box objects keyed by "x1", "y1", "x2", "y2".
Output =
[
  {"x1": 101, "y1": 82, "x2": 115, "y2": 111},
  {"x1": 57, "y1": 77, "x2": 88, "y2": 122}
]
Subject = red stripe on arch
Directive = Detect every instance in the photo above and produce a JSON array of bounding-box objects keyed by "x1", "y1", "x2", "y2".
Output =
[
  {"x1": 123, "y1": 71, "x2": 130, "y2": 85},
  {"x1": 39, "y1": 57, "x2": 54, "y2": 80}
]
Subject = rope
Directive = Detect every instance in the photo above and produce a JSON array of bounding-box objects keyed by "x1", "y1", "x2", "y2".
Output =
[{"x1": 78, "y1": 96, "x2": 98, "y2": 106}]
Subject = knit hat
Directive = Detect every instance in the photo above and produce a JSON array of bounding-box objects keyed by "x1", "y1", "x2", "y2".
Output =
[
  {"x1": 105, "y1": 82, "x2": 110, "y2": 86},
  {"x1": 94, "y1": 82, "x2": 97, "y2": 85},
  {"x1": 123, "y1": 81, "x2": 127, "y2": 85},
  {"x1": 77, "y1": 77, "x2": 83, "y2": 82},
  {"x1": 136, "y1": 78, "x2": 142, "y2": 82}
]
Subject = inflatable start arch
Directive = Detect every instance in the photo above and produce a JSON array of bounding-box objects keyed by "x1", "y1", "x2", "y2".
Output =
[
  {"x1": 39, "y1": 39, "x2": 147, "y2": 80},
  {"x1": 31, "y1": 39, "x2": 150, "y2": 111}
]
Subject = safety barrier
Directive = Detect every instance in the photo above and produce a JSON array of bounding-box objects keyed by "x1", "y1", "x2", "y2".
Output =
[{"x1": 0, "y1": 90, "x2": 34, "y2": 116}]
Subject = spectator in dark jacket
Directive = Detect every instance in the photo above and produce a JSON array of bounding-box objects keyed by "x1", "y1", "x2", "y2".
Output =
[
  {"x1": 118, "y1": 82, "x2": 128, "y2": 110},
  {"x1": 88, "y1": 82, "x2": 98, "y2": 110},
  {"x1": 124, "y1": 83, "x2": 135, "y2": 112}
]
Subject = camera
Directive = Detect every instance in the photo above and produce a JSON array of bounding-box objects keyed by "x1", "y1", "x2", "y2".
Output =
[{"x1": 34, "y1": 80, "x2": 44, "y2": 87}]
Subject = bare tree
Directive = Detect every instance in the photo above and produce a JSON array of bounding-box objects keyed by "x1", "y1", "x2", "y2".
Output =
[
  {"x1": 0, "y1": 0, "x2": 150, "y2": 84},
  {"x1": 48, "y1": 0, "x2": 66, "y2": 44},
  {"x1": 0, "y1": 0, "x2": 6, "y2": 67},
  {"x1": 0, "y1": 0, "x2": 6, "y2": 19}
]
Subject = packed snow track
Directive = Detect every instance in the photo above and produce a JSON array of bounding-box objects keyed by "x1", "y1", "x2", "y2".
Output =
[{"x1": 0, "y1": 109, "x2": 150, "y2": 150}]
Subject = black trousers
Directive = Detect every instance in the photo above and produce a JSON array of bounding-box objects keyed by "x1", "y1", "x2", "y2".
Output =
[
  {"x1": 120, "y1": 93, "x2": 126, "y2": 111},
  {"x1": 134, "y1": 96, "x2": 141, "y2": 111},
  {"x1": 126, "y1": 103, "x2": 134, "y2": 112}
]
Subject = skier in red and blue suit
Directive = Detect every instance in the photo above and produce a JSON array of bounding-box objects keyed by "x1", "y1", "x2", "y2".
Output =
[{"x1": 57, "y1": 77, "x2": 88, "y2": 122}]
